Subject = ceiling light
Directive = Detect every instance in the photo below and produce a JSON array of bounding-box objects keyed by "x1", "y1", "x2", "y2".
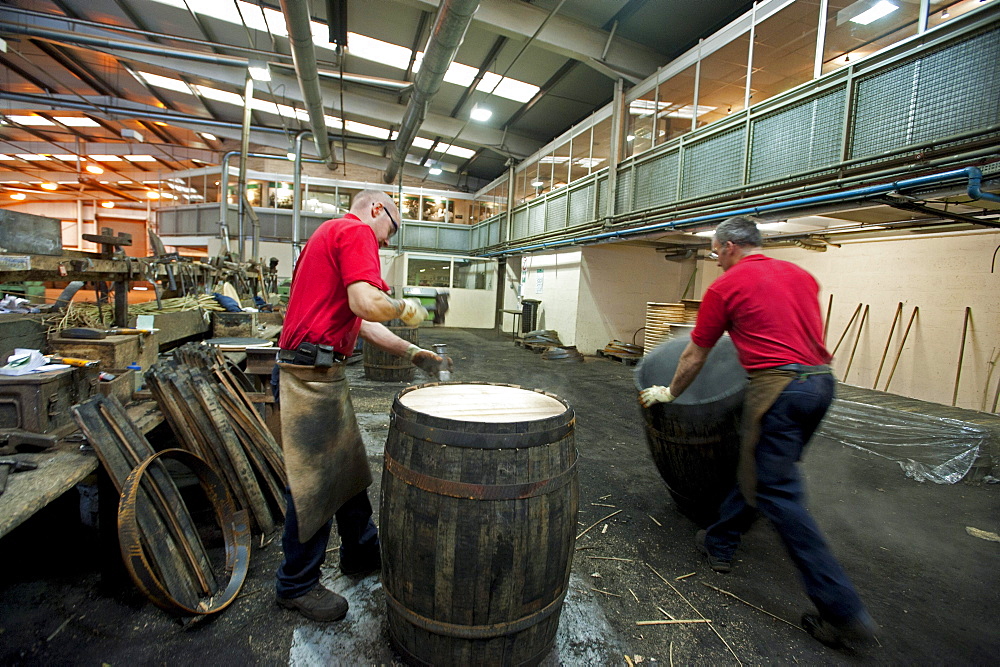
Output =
[
  {"x1": 101, "y1": 201, "x2": 115, "y2": 208},
  {"x1": 941, "y1": 9, "x2": 950, "y2": 18},
  {"x1": 248, "y1": 62, "x2": 271, "y2": 81},
  {"x1": 146, "y1": 191, "x2": 161, "y2": 199},
  {"x1": 626, "y1": 134, "x2": 636, "y2": 142},
  {"x1": 121, "y1": 128, "x2": 145, "y2": 142},
  {"x1": 40, "y1": 182, "x2": 58, "y2": 191},
  {"x1": 849, "y1": 1, "x2": 898, "y2": 25},
  {"x1": 7, "y1": 115, "x2": 55, "y2": 126},
  {"x1": 10, "y1": 193, "x2": 26, "y2": 200},
  {"x1": 428, "y1": 166, "x2": 443, "y2": 175},
  {"x1": 124, "y1": 155, "x2": 156, "y2": 162},
  {"x1": 89, "y1": 155, "x2": 122, "y2": 162},
  {"x1": 55, "y1": 116, "x2": 100, "y2": 127},
  {"x1": 85, "y1": 164, "x2": 104, "y2": 174},
  {"x1": 694, "y1": 230, "x2": 716, "y2": 237},
  {"x1": 199, "y1": 132, "x2": 218, "y2": 142},
  {"x1": 287, "y1": 152, "x2": 296, "y2": 161},
  {"x1": 531, "y1": 179, "x2": 544, "y2": 188},
  {"x1": 470, "y1": 106, "x2": 493, "y2": 122},
  {"x1": 16, "y1": 154, "x2": 49, "y2": 161}
]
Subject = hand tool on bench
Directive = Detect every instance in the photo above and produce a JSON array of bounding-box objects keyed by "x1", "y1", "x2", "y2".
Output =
[
  {"x1": 46, "y1": 355, "x2": 100, "y2": 368},
  {"x1": 60, "y1": 327, "x2": 158, "y2": 339},
  {"x1": 0, "y1": 459, "x2": 39, "y2": 496},
  {"x1": 0, "y1": 430, "x2": 58, "y2": 456}
]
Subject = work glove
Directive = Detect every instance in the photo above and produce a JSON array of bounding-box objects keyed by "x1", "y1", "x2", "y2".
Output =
[
  {"x1": 405, "y1": 344, "x2": 453, "y2": 375},
  {"x1": 638, "y1": 385, "x2": 676, "y2": 408},
  {"x1": 398, "y1": 298, "x2": 428, "y2": 326}
]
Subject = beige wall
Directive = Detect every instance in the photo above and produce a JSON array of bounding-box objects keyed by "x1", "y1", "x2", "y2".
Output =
[
  {"x1": 576, "y1": 244, "x2": 690, "y2": 354},
  {"x1": 520, "y1": 251, "x2": 582, "y2": 342},
  {"x1": 759, "y1": 230, "x2": 1000, "y2": 411}
]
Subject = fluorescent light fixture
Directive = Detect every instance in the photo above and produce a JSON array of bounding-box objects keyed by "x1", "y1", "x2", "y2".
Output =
[
  {"x1": 40, "y1": 182, "x2": 58, "y2": 191},
  {"x1": 628, "y1": 100, "x2": 671, "y2": 116},
  {"x1": 7, "y1": 115, "x2": 54, "y2": 125},
  {"x1": 849, "y1": 1, "x2": 898, "y2": 25},
  {"x1": 10, "y1": 193, "x2": 26, "y2": 200},
  {"x1": 574, "y1": 158, "x2": 605, "y2": 168},
  {"x1": 146, "y1": 191, "x2": 161, "y2": 199},
  {"x1": 694, "y1": 229, "x2": 716, "y2": 237},
  {"x1": 428, "y1": 166, "x2": 443, "y2": 175},
  {"x1": 101, "y1": 201, "x2": 115, "y2": 208},
  {"x1": 89, "y1": 155, "x2": 123, "y2": 162},
  {"x1": 470, "y1": 106, "x2": 493, "y2": 122},
  {"x1": 55, "y1": 116, "x2": 100, "y2": 127},
  {"x1": 16, "y1": 154, "x2": 49, "y2": 160},
  {"x1": 121, "y1": 129, "x2": 145, "y2": 142},
  {"x1": 124, "y1": 155, "x2": 157, "y2": 162},
  {"x1": 626, "y1": 134, "x2": 636, "y2": 142},
  {"x1": 199, "y1": 132, "x2": 218, "y2": 141},
  {"x1": 248, "y1": 62, "x2": 271, "y2": 81},
  {"x1": 51, "y1": 154, "x2": 79, "y2": 161},
  {"x1": 531, "y1": 179, "x2": 544, "y2": 187},
  {"x1": 86, "y1": 164, "x2": 104, "y2": 174},
  {"x1": 666, "y1": 104, "x2": 716, "y2": 119},
  {"x1": 287, "y1": 152, "x2": 296, "y2": 161},
  {"x1": 538, "y1": 156, "x2": 571, "y2": 164}
]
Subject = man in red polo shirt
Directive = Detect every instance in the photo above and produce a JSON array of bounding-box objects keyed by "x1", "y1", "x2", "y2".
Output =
[
  {"x1": 274, "y1": 189, "x2": 448, "y2": 622},
  {"x1": 640, "y1": 216, "x2": 876, "y2": 648}
]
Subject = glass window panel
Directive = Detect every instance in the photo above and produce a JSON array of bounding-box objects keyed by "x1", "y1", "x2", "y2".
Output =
[
  {"x1": 401, "y1": 194, "x2": 420, "y2": 221},
  {"x1": 514, "y1": 161, "x2": 533, "y2": 204},
  {"x1": 656, "y1": 65, "x2": 697, "y2": 142},
  {"x1": 751, "y1": 1, "x2": 821, "y2": 106},
  {"x1": 590, "y1": 116, "x2": 612, "y2": 170},
  {"x1": 697, "y1": 32, "x2": 751, "y2": 127},
  {"x1": 421, "y1": 196, "x2": 454, "y2": 223},
  {"x1": 929, "y1": 0, "x2": 990, "y2": 28},
  {"x1": 452, "y1": 199, "x2": 474, "y2": 224},
  {"x1": 453, "y1": 258, "x2": 495, "y2": 290},
  {"x1": 822, "y1": 0, "x2": 920, "y2": 75},
  {"x1": 570, "y1": 126, "x2": 592, "y2": 180},
  {"x1": 407, "y1": 257, "x2": 450, "y2": 287},
  {"x1": 626, "y1": 88, "x2": 657, "y2": 156},
  {"x1": 549, "y1": 142, "x2": 571, "y2": 191}
]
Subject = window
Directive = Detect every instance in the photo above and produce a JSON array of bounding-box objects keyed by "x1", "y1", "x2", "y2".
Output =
[
  {"x1": 751, "y1": 1, "x2": 821, "y2": 106},
  {"x1": 655, "y1": 65, "x2": 697, "y2": 142},
  {"x1": 453, "y1": 258, "x2": 494, "y2": 290},
  {"x1": 697, "y1": 32, "x2": 751, "y2": 127},
  {"x1": 407, "y1": 257, "x2": 451, "y2": 287},
  {"x1": 822, "y1": 0, "x2": 920, "y2": 74}
]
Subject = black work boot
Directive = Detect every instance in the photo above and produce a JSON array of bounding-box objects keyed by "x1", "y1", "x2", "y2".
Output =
[
  {"x1": 339, "y1": 543, "x2": 382, "y2": 577},
  {"x1": 696, "y1": 529, "x2": 732, "y2": 573},
  {"x1": 277, "y1": 584, "x2": 348, "y2": 622},
  {"x1": 802, "y1": 612, "x2": 878, "y2": 648}
]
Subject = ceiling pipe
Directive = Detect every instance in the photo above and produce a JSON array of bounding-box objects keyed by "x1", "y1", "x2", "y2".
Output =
[
  {"x1": 278, "y1": 0, "x2": 334, "y2": 168},
  {"x1": 383, "y1": 0, "x2": 480, "y2": 184},
  {"x1": 481, "y1": 167, "x2": 1000, "y2": 257}
]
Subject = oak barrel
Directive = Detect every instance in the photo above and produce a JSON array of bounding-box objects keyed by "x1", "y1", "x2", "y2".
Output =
[
  {"x1": 635, "y1": 335, "x2": 745, "y2": 527},
  {"x1": 364, "y1": 321, "x2": 418, "y2": 382},
  {"x1": 380, "y1": 382, "x2": 578, "y2": 666}
]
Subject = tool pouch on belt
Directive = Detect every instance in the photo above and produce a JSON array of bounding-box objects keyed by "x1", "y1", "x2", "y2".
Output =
[{"x1": 283, "y1": 342, "x2": 338, "y2": 368}]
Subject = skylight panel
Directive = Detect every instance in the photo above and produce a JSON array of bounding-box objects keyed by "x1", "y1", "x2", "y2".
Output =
[
  {"x1": 138, "y1": 71, "x2": 193, "y2": 94},
  {"x1": 89, "y1": 155, "x2": 123, "y2": 161},
  {"x1": 54, "y1": 116, "x2": 101, "y2": 127},
  {"x1": 124, "y1": 155, "x2": 157, "y2": 162},
  {"x1": 195, "y1": 85, "x2": 245, "y2": 106},
  {"x1": 489, "y1": 78, "x2": 539, "y2": 104},
  {"x1": 345, "y1": 33, "x2": 413, "y2": 70},
  {"x1": 0, "y1": 155, "x2": 15, "y2": 160},
  {"x1": 15, "y1": 154, "x2": 49, "y2": 160},
  {"x1": 344, "y1": 120, "x2": 393, "y2": 139},
  {"x1": 439, "y1": 144, "x2": 476, "y2": 159},
  {"x1": 6, "y1": 115, "x2": 55, "y2": 125}
]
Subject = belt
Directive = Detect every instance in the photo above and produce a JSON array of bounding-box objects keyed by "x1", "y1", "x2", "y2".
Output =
[
  {"x1": 773, "y1": 363, "x2": 833, "y2": 377},
  {"x1": 278, "y1": 343, "x2": 346, "y2": 367}
]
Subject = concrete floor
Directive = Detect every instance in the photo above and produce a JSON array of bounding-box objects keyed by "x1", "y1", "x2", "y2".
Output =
[{"x1": 1, "y1": 326, "x2": 998, "y2": 665}]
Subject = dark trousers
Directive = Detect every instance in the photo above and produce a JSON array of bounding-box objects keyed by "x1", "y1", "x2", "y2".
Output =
[
  {"x1": 704, "y1": 373, "x2": 867, "y2": 624},
  {"x1": 275, "y1": 488, "x2": 379, "y2": 599}
]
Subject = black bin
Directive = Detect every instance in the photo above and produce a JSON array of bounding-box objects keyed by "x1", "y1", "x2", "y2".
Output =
[{"x1": 521, "y1": 299, "x2": 540, "y2": 334}]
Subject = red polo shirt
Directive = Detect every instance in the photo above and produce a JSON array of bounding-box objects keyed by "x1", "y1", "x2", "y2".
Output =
[
  {"x1": 279, "y1": 214, "x2": 389, "y2": 356},
  {"x1": 690, "y1": 254, "x2": 831, "y2": 370}
]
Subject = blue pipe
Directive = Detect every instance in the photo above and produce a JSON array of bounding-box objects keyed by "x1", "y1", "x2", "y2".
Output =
[{"x1": 482, "y1": 166, "x2": 998, "y2": 257}]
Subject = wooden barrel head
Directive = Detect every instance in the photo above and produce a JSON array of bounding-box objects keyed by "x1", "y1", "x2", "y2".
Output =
[{"x1": 397, "y1": 383, "x2": 566, "y2": 423}]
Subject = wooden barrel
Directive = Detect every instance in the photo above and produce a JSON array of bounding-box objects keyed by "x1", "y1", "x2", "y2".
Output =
[
  {"x1": 380, "y1": 382, "x2": 578, "y2": 666},
  {"x1": 364, "y1": 322, "x2": 418, "y2": 382},
  {"x1": 635, "y1": 335, "x2": 745, "y2": 527}
]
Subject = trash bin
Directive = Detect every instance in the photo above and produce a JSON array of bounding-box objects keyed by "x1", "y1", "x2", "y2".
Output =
[{"x1": 521, "y1": 299, "x2": 540, "y2": 334}]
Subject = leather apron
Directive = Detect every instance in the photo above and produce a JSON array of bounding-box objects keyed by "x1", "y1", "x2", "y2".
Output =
[
  {"x1": 279, "y1": 363, "x2": 372, "y2": 543},
  {"x1": 737, "y1": 369, "x2": 796, "y2": 507}
]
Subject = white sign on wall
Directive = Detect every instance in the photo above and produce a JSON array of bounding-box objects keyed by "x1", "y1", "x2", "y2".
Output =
[{"x1": 535, "y1": 268, "x2": 544, "y2": 294}]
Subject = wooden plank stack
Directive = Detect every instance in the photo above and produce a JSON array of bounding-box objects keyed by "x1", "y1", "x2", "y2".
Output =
[
  {"x1": 643, "y1": 301, "x2": 701, "y2": 353},
  {"x1": 146, "y1": 343, "x2": 286, "y2": 535}
]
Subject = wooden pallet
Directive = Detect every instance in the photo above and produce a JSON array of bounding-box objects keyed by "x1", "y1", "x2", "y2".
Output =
[{"x1": 597, "y1": 349, "x2": 642, "y2": 366}]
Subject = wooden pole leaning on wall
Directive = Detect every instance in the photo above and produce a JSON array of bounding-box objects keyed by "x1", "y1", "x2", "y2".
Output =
[
  {"x1": 843, "y1": 304, "x2": 869, "y2": 382},
  {"x1": 952, "y1": 307, "x2": 972, "y2": 407},
  {"x1": 831, "y1": 303, "x2": 863, "y2": 358},
  {"x1": 884, "y1": 306, "x2": 919, "y2": 392},
  {"x1": 873, "y1": 302, "x2": 904, "y2": 389},
  {"x1": 823, "y1": 294, "x2": 834, "y2": 345}
]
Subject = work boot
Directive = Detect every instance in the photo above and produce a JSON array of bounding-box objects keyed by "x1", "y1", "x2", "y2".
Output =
[
  {"x1": 695, "y1": 529, "x2": 732, "y2": 573},
  {"x1": 276, "y1": 585, "x2": 348, "y2": 622},
  {"x1": 339, "y1": 543, "x2": 382, "y2": 577},
  {"x1": 802, "y1": 612, "x2": 878, "y2": 648}
]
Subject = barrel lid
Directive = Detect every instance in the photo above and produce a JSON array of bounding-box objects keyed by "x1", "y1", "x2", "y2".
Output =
[
  {"x1": 398, "y1": 383, "x2": 566, "y2": 423},
  {"x1": 634, "y1": 334, "x2": 746, "y2": 405}
]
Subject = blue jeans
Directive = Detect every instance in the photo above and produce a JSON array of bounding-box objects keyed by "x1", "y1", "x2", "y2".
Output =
[
  {"x1": 275, "y1": 487, "x2": 379, "y2": 599},
  {"x1": 704, "y1": 373, "x2": 867, "y2": 624}
]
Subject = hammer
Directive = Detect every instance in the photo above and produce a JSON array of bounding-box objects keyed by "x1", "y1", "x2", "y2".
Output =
[{"x1": 0, "y1": 460, "x2": 38, "y2": 496}]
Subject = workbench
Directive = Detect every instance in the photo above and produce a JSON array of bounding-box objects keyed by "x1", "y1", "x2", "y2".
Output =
[{"x1": 0, "y1": 399, "x2": 162, "y2": 539}]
